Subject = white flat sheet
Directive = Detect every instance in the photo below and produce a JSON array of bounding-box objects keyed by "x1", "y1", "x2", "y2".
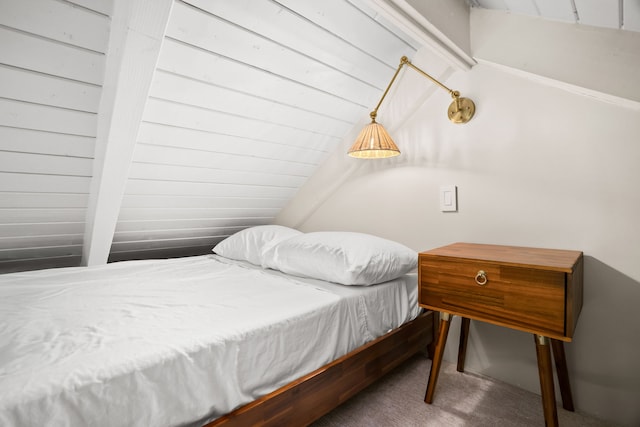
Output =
[{"x1": 0, "y1": 255, "x2": 419, "y2": 426}]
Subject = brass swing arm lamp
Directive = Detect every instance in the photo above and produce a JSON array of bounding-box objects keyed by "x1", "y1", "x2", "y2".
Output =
[{"x1": 347, "y1": 56, "x2": 475, "y2": 159}]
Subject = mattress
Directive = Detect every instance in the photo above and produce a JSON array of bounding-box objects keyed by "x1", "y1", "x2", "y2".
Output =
[{"x1": 0, "y1": 254, "x2": 420, "y2": 426}]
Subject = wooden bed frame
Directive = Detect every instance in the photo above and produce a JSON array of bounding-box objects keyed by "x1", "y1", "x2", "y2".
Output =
[{"x1": 207, "y1": 310, "x2": 435, "y2": 427}]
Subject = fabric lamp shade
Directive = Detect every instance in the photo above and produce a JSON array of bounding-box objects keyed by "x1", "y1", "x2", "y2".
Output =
[{"x1": 347, "y1": 120, "x2": 400, "y2": 159}]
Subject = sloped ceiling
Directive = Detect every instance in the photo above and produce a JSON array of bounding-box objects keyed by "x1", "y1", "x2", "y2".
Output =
[
  {"x1": 469, "y1": 0, "x2": 640, "y2": 108},
  {"x1": 0, "y1": 0, "x2": 431, "y2": 272},
  {"x1": 0, "y1": 0, "x2": 637, "y2": 273},
  {"x1": 470, "y1": 0, "x2": 640, "y2": 31},
  {"x1": 107, "y1": 0, "x2": 426, "y2": 263}
]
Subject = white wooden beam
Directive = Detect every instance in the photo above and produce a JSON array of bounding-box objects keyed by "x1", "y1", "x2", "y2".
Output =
[
  {"x1": 82, "y1": 0, "x2": 173, "y2": 266},
  {"x1": 361, "y1": 0, "x2": 476, "y2": 70}
]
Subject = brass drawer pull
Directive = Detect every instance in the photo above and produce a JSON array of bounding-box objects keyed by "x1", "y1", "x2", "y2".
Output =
[{"x1": 475, "y1": 270, "x2": 488, "y2": 286}]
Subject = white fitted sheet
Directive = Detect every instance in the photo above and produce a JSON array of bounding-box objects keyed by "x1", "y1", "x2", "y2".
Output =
[{"x1": 0, "y1": 255, "x2": 420, "y2": 426}]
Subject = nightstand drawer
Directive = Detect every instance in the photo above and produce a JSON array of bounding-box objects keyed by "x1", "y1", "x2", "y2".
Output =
[{"x1": 419, "y1": 257, "x2": 566, "y2": 336}]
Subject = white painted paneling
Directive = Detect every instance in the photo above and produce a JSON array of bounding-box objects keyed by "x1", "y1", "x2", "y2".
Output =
[
  {"x1": 166, "y1": 2, "x2": 381, "y2": 105},
  {"x1": 275, "y1": 0, "x2": 418, "y2": 65},
  {"x1": 0, "y1": 193, "x2": 89, "y2": 208},
  {"x1": 0, "y1": 0, "x2": 107, "y2": 272},
  {"x1": 0, "y1": 0, "x2": 110, "y2": 52},
  {"x1": 112, "y1": 226, "x2": 244, "y2": 243},
  {"x1": 110, "y1": 236, "x2": 221, "y2": 252},
  {"x1": 142, "y1": 98, "x2": 338, "y2": 151},
  {"x1": 0, "y1": 245, "x2": 83, "y2": 261},
  {"x1": 150, "y1": 71, "x2": 353, "y2": 138},
  {"x1": 66, "y1": 0, "x2": 112, "y2": 16},
  {"x1": 156, "y1": 39, "x2": 367, "y2": 119},
  {"x1": 0, "y1": 234, "x2": 84, "y2": 250},
  {"x1": 137, "y1": 122, "x2": 328, "y2": 164},
  {"x1": 115, "y1": 217, "x2": 271, "y2": 233},
  {"x1": 128, "y1": 163, "x2": 307, "y2": 188},
  {"x1": 0, "y1": 255, "x2": 82, "y2": 273},
  {"x1": 0, "y1": 98, "x2": 97, "y2": 137},
  {"x1": 121, "y1": 195, "x2": 285, "y2": 209},
  {"x1": 125, "y1": 179, "x2": 298, "y2": 199},
  {"x1": 187, "y1": 0, "x2": 396, "y2": 87},
  {"x1": 0, "y1": 127, "x2": 95, "y2": 158},
  {"x1": 133, "y1": 140, "x2": 322, "y2": 175},
  {"x1": 110, "y1": 0, "x2": 423, "y2": 261},
  {"x1": 117, "y1": 207, "x2": 280, "y2": 221},
  {"x1": 0, "y1": 208, "x2": 86, "y2": 224},
  {"x1": 132, "y1": 144, "x2": 316, "y2": 177},
  {"x1": 0, "y1": 27, "x2": 105, "y2": 85},
  {"x1": 0, "y1": 65, "x2": 101, "y2": 112},
  {"x1": 0, "y1": 222, "x2": 86, "y2": 238},
  {"x1": 0, "y1": 151, "x2": 92, "y2": 176},
  {"x1": 0, "y1": 173, "x2": 90, "y2": 193},
  {"x1": 0, "y1": 0, "x2": 429, "y2": 269}
]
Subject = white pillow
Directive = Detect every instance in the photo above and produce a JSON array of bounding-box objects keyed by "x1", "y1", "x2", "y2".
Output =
[
  {"x1": 262, "y1": 231, "x2": 417, "y2": 285},
  {"x1": 212, "y1": 225, "x2": 302, "y2": 266}
]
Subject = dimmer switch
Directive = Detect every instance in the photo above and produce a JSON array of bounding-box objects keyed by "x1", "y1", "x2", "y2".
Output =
[{"x1": 440, "y1": 185, "x2": 457, "y2": 212}]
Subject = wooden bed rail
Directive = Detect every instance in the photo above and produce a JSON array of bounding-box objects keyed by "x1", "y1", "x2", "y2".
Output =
[{"x1": 207, "y1": 311, "x2": 434, "y2": 427}]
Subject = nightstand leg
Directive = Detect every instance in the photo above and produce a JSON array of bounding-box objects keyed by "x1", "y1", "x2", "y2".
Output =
[
  {"x1": 426, "y1": 311, "x2": 439, "y2": 359},
  {"x1": 425, "y1": 312, "x2": 452, "y2": 404},
  {"x1": 551, "y1": 339, "x2": 575, "y2": 411},
  {"x1": 534, "y1": 335, "x2": 559, "y2": 427},
  {"x1": 457, "y1": 317, "x2": 470, "y2": 372}
]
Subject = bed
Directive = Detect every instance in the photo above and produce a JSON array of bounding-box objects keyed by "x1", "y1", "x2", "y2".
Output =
[{"x1": 0, "y1": 226, "x2": 435, "y2": 426}]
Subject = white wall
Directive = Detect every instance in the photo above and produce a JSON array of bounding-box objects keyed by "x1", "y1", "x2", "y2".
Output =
[{"x1": 276, "y1": 50, "x2": 640, "y2": 426}]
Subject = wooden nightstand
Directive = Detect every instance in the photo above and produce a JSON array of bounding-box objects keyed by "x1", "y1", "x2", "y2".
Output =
[{"x1": 418, "y1": 243, "x2": 583, "y2": 427}]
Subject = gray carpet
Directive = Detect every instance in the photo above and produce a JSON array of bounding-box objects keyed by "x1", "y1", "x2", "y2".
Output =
[{"x1": 312, "y1": 354, "x2": 614, "y2": 427}]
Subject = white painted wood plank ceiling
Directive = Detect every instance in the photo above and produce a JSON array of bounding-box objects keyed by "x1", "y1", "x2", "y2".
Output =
[
  {"x1": 0, "y1": 0, "x2": 424, "y2": 271},
  {"x1": 109, "y1": 0, "x2": 421, "y2": 261},
  {"x1": 469, "y1": 0, "x2": 640, "y2": 32},
  {"x1": 0, "y1": 0, "x2": 109, "y2": 272}
]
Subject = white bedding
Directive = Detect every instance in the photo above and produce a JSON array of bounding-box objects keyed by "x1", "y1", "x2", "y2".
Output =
[{"x1": 0, "y1": 255, "x2": 420, "y2": 426}]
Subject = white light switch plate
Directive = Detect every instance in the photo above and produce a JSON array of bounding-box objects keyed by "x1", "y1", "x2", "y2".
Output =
[{"x1": 440, "y1": 185, "x2": 457, "y2": 212}]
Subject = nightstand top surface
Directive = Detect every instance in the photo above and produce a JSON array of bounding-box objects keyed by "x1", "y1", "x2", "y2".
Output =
[{"x1": 420, "y1": 242, "x2": 582, "y2": 273}]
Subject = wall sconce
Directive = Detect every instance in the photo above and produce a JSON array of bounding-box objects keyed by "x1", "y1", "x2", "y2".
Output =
[{"x1": 347, "y1": 56, "x2": 476, "y2": 159}]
